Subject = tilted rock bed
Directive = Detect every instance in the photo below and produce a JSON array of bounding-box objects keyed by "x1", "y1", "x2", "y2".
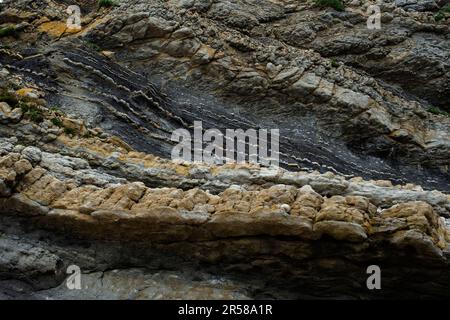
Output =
[
  {"x1": 1, "y1": 0, "x2": 450, "y2": 299},
  {"x1": 1, "y1": 0, "x2": 450, "y2": 191},
  {"x1": 0, "y1": 111, "x2": 450, "y2": 298}
]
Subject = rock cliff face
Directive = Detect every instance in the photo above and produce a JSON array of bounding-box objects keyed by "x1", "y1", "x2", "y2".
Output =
[{"x1": 0, "y1": 0, "x2": 449, "y2": 299}]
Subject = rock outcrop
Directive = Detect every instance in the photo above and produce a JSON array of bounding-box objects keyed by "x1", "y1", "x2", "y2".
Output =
[{"x1": 0, "y1": 0, "x2": 449, "y2": 299}]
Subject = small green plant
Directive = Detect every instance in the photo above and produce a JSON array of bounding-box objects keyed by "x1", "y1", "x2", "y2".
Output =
[
  {"x1": 0, "y1": 90, "x2": 19, "y2": 107},
  {"x1": 435, "y1": 12, "x2": 444, "y2": 21},
  {"x1": 428, "y1": 106, "x2": 450, "y2": 117},
  {"x1": 18, "y1": 101, "x2": 44, "y2": 123},
  {"x1": 19, "y1": 102, "x2": 30, "y2": 113},
  {"x1": 85, "y1": 41, "x2": 102, "y2": 52},
  {"x1": 314, "y1": 0, "x2": 345, "y2": 11},
  {"x1": 428, "y1": 106, "x2": 440, "y2": 114},
  {"x1": 51, "y1": 117, "x2": 63, "y2": 127},
  {"x1": 330, "y1": 59, "x2": 339, "y2": 68},
  {"x1": 0, "y1": 26, "x2": 16, "y2": 38},
  {"x1": 435, "y1": 5, "x2": 450, "y2": 21},
  {"x1": 98, "y1": 0, "x2": 116, "y2": 8},
  {"x1": 25, "y1": 107, "x2": 44, "y2": 123},
  {"x1": 64, "y1": 127, "x2": 77, "y2": 135},
  {"x1": 50, "y1": 106, "x2": 65, "y2": 115}
]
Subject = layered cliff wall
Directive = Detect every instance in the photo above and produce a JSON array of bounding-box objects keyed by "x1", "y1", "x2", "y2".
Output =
[{"x1": 0, "y1": 0, "x2": 449, "y2": 299}]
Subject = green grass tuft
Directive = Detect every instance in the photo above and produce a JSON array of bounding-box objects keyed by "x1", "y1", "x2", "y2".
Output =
[
  {"x1": 64, "y1": 127, "x2": 77, "y2": 135},
  {"x1": 50, "y1": 106, "x2": 65, "y2": 115},
  {"x1": 16, "y1": 100, "x2": 44, "y2": 123},
  {"x1": 0, "y1": 90, "x2": 19, "y2": 107},
  {"x1": 85, "y1": 41, "x2": 102, "y2": 52},
  {"x1": 428, "y1": 107, "x2": 450, "y2": 117},
  {"x1": 98, "y1": 0, "x2": 117, "y2": 8},
  {"x1": 23, "y1": 106, "x2": 44, "y2": 123},
  {"x1": 435, "y1": 5, "x2": 450, "y2": 21},
  {"x1": 51, "y1": 117, "x2": 64, "y2": 127},
  {"x1": 314, "y1": 0, "x2": 345, "y2": 11},
  {"x1": 0, "y1": 26, "x2": 16, "y2": 38},
  {"x1": 330, "y1": 59, "x2": 340, "y2": 68}
]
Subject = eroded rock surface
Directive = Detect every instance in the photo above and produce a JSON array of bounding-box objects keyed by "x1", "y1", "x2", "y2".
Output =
[{"x1": 0, "y1": 0, "x2": 449, "y2": 299}]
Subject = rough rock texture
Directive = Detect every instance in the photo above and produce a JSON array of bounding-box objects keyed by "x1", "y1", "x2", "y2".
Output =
[{"x1": 0, "y1": 0, "x2": 449, "y2": 299}]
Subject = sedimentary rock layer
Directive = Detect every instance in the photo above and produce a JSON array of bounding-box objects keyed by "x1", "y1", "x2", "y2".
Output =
[
  {"x1": 0, "y1": 0, "x2": 449, "y2": 299},
  {"x1": 0, "y1": 99, "x2": 449, "y2": 298}
]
